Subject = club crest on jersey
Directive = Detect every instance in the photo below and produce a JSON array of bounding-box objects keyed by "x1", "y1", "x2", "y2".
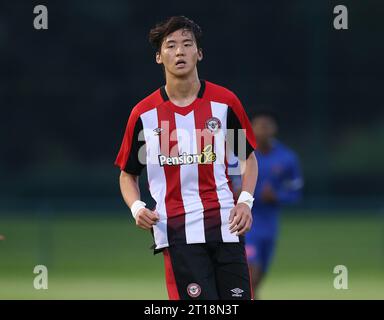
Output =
[
  {"x1": 205, "y1": 117, "x2": 221, "y2": 134},
  {"x1": 187, "y1": 283, "x2": 201, "y2": 298}
]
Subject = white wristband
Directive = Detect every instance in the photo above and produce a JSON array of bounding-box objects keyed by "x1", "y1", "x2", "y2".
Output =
[
  {"x1": 237, "y1": 191, "x2": 254, "y2": 210},
  {"x1": 130, "y1": 200, "x2": 146, "y2": 219}
]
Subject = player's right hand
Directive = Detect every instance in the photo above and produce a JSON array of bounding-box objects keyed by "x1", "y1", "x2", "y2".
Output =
[{"x1": 135, "y1": 208, "x2": 160, "y2": 230}]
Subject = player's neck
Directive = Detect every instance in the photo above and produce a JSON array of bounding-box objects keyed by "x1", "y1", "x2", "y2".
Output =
[{"x1": 164, "y1": 71, "x2": 201, "y2": 107}]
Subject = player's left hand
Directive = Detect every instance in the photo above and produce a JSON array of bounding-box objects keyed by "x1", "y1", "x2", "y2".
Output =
[{"x1": 228, "y1": 203, "x2": 253, "y2": 236}]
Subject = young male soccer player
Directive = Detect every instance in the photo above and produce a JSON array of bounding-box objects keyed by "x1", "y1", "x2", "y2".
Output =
[
  {"x1": 234, "y1": 111, "x2": 303, "y2": 298},
  {"x1": 115, "y1": 16, "x2": 258, "y2": 300}
]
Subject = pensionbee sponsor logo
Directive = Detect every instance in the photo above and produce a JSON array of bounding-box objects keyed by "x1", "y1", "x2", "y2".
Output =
[{"x1": 158, "y1": 145, "x2": 216, "y2": 167}]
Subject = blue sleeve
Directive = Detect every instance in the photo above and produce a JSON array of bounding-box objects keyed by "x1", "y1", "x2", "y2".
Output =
[{"x1": 276, "y1": 153, "x2": 303, "y2": 205}]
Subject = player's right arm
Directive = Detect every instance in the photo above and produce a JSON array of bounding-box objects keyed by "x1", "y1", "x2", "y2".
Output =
[
  {"x1": 115, "y1": 107, "x2": 159, "y2": 230},
  {"x1": 119, "y1": 171, "x2": 159, "y2": 230}
]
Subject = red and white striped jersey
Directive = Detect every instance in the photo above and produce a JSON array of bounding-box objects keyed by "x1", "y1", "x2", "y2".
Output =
[{"x1": 115, "y1": 80, "x2": 256, "y2": 250}]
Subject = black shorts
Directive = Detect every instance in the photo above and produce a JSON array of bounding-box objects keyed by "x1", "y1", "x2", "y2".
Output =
[{"x1": 163, "y1": 242, "x2": 253, "y2": 300}]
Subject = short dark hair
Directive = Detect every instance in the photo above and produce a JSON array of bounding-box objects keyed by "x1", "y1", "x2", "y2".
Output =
[
  {"x1": 148, "y1": 16, "x2": 203, "y2": 52},
  {"x1": 251, "y1": 109, "x2": 279, "y2": 124}
]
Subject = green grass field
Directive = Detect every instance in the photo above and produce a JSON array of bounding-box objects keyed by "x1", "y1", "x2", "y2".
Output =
[{"x1": 0, "y1": 210, "x2": 383, "y2": 299}]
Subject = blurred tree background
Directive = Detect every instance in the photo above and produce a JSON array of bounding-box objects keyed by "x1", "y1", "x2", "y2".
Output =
[{"x1": 0, "y1": 0, "x2": 383, "y2": 210}]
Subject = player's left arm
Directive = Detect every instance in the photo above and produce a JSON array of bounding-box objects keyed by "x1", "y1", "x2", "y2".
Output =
[
  {"x1": 239, "y1": 153, "x2": 258, "y2": 200},
  {"x1": 275, "y1": 153, "x2": 303, "y2": 205},
  {"x1": 229, "y1": 153, "x2": 258, "y2": 235},
  {"x1": 227, "y1": 93, "x2": 258, "y2": 236}
]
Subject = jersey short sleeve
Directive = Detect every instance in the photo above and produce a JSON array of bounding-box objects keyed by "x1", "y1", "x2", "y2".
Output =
[
  {"x1": 114, "y1": 109, "x2": 146, "y2": 175},
  {"x1": 227, "y1": 94, "x2": 257, "y2": 160}
]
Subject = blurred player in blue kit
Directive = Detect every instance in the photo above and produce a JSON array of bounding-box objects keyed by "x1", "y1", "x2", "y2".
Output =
[{"x1": 231, "y1": 110, "x2": 303, "y2": 298}]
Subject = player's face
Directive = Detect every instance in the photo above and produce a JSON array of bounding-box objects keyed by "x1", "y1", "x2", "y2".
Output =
[
  {"x1": 156, "y1": 29, "x2": 203, "y2": 78},
  {"x1": 252, "y1": 116, "x2": 277, "y2": 143}
]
